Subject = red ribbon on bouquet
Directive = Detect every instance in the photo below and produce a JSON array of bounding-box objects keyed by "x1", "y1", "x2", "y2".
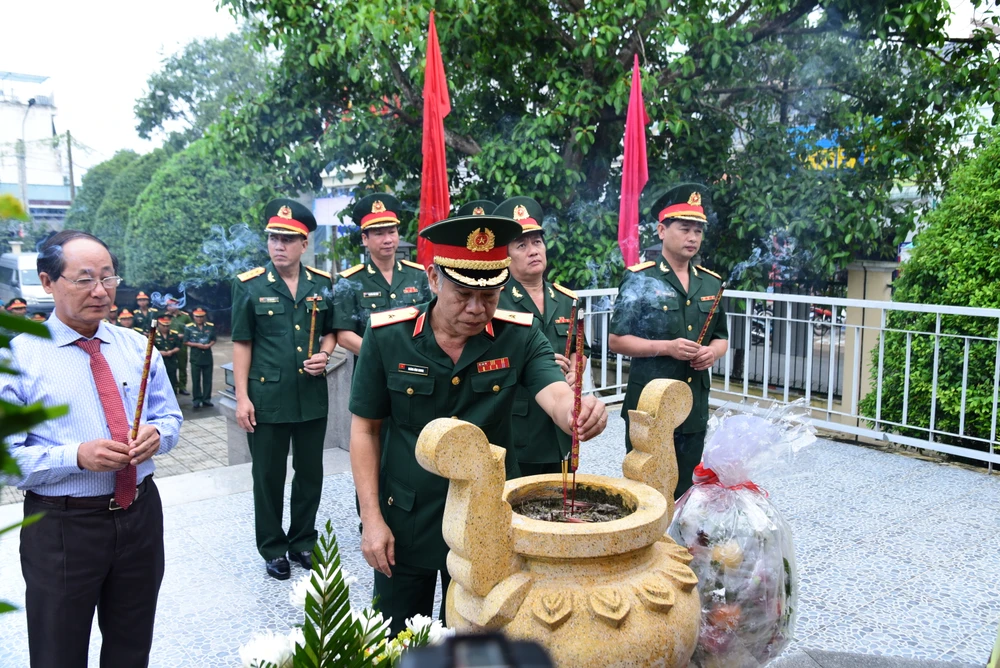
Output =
[{"x1": 692, "y1": 463, "x2": 768, "y2": 496}]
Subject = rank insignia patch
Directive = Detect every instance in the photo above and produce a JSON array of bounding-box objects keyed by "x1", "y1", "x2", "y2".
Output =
[
  {"x1": 555, "y1": 316, "x2": 571, "y2": 324},
  {"x1": 701, "y1": 295, "x2": 717, "y2": 301},
  {"x1": 477, "y1": 357, "x2": 510, "y2": 373},
  {"x1": 403, "y1": 286, "x2": 419, "y2": 294},
  {"x1": 398, "y1": 363, "x2": 429, "y2": 376}
]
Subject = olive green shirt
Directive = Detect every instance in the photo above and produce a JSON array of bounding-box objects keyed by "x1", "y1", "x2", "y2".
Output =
[
  {"x1": 169, "y1": 310, "x2": 193, "y2": 330},
  {"x1": 348, "y1": 299, "x2": 566, "y2": 570},
  {"x1": 332, "y1": 260, "x2": 431, "y2": 337},
  {"x1": 132, "y1": 307, "x2": 159, "y2": 332},
  {"x1": 230, "y1": 261, "x2": 335, "y2": 424},
  {"x1": 154, "y1": 328, "x2": 182, "y2": 361},
  {"x1": 184, "y1": 321, "x2": 217, "y2": 366},
  {"x1": 497, "y1": 278, "x2": 592, "y2": 464},
  {"x1": 609, "y1": 258, "x2": 728, "y2": 434}
]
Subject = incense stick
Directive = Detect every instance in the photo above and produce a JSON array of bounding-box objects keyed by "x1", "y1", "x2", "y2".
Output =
[
  {"x1": 563, "y1": 299, "x2": 578, "y2": 360},
  {"x1": 130, "y1": 323, "x2": 157, "y2": 441},
  {"x1": 695, "y1": 282, "x2": 727, "y2": 346},
  {"x1": 570, "y1": 316, "x2": 585, "y2": 512},
  {"x1": 307, "y1": 295, "x2": 319, "y2": 358}
]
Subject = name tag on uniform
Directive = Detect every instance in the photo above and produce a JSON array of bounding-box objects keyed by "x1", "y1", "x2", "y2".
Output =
[
  {"x1": 477, "y1": 358, "x2": 510, "y2": 373},
  {"x1": 363, "y1": 291, "x2": 383, "y2": 298},
  {"x1": 398, "y1": 363, "x2": 429, "y2": 376},
  {"x1": 700, "y1": 295, "x2": 716, "y2": 301},
  {"x1": 258, "y1": 297, "x2": 280, "y2": 303},
  {"x1": 403, "y1": 286, "x2": 419, "y2": 294}
]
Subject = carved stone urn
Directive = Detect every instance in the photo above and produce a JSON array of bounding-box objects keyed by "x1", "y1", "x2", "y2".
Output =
[{"x1": 415, "y1": 379, "x2": 701, "y2": 667}]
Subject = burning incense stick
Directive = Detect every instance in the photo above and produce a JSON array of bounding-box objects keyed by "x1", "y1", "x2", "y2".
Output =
[
  {"x1": 563, "y1": 299, "x2": 578, "y2": 360},
  {"x1": 307, "y1": 295, "x2": 319, "y2": 358},
  {"x1": 570, "y1": 316, "x2": 585, "y2": 512},
  {"x1": 695, "y1": 282, "x2": 727, "y2": 346},
  {"x1": 129, "y1": 324, "x2": 157, "y2": 441}
]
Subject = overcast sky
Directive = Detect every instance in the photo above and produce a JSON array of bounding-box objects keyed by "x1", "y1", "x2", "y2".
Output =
[{"x1": 1, "y1": 0, "x2": 239, "y2": 166}]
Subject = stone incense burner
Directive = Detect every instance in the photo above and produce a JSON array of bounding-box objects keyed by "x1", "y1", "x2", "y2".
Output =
[{"x1": 416, "y1": 379, "x2": 701, "y2": 667}]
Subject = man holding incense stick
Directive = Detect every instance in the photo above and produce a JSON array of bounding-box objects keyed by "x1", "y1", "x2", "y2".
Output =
[
  {"x1": 495, "y1": 195, "x2": 591, "y2": 475},
  {"x1": 231, "y1": 198, "x2": 336, "y2": 580},
  {"x1": 609, "y1": 183, "x2": 728, "y2": 498},
  {"x1": 1, "y1": 230, "x2": 182, "y2": 667},
  {"x1": 349, "y1": 211, "x2": 608, "y2": 636}
]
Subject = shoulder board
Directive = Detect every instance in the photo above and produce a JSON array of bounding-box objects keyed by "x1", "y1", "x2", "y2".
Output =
[
  {"x1": 493, "y1": 309, "x2": 535, "y2": 326},
  {"x1": 371, "y1": 306, "x2": 420, "y2": 328},
  {"x1": 696, "y1": 265, "x2": 722, "y2": 280},
  {"x1": 133, "y1": 327, "x2": 145, "y2": 334},
  {"x1": 179, "y1": 311, "x2": 189, "y2": 317},
  {"x1": 169, "y1": 329, "x2": 179, "y2": 335},
  {"x1": 206, "y1": 322, "x2": 214, "y2": 326},
  {"x1": 338, "y1": 264, "x2": 365, "y2": 278},
  {"x1": 185, "y1": 322, "x2": 196, "y2": 327},
  {"x1": 627, "y1": 260, "x2": 656, "y2": 273},
  {"x1": 552, "y1": 283, "x2": 577, "y2": 300},
  {"x1": 400, "y1": 259, "x2": 425, "y2": 271},
  {"x1": 306, "y1": 265, "x2": 331, "y2": 279}
]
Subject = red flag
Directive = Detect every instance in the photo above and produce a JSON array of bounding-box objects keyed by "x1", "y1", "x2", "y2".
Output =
[
  {"x1": 417, "y1": 11, "x2": 452, "y2": 267},
  {"x1": 617, "y1": 54, "x2": 650, "y2": 267}
]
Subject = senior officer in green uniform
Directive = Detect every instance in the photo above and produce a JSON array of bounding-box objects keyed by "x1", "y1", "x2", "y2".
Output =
[
  {"x1": 609, "y1": 183, "x2": 728, "y2": 498},
  {"x1": 184, "y1": 307, "x2": 217, "y2": 409},
  {"x1": 231, "y1": 198, "x2": 337, "y2": 580},
  {"x1": 165, "y1": 298, "x2": 193, "y2": 395},
  {"x1": 349, "y1": 212, "x2": 609, "y2": 636},
  {"x1": 154, "y1": 314, "x2": 183, "y2": 392},
  {"x1": 495, "y1": 196, "x2": 591, "y2": 475},
  {"x1": 133, "y1": 291, "x2": 158, "y2": 331},
  {"x1": 332, "y1": 193, "x2": 431, "y2": 355}
]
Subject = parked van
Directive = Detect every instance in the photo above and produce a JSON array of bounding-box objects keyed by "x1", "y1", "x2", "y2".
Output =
[{"x1": 0, "y1": 242, "x2": 54, "y2": 315}]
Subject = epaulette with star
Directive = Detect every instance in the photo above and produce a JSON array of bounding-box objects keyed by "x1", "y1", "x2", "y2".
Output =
[
  {"x1": 338, "y1": 264, "x2": 365, "y2": 278},
  {"x1": 493, "y1": 309, "x2": 534, "y2": 326},
  {"x1": 371, "y1": 306, "x2": 420, "y2": 328},
  {"x1": 400, "y1": 259, "x2": 425, "y2": 271},
  {"x1": 238, "y1": 267, "x2": 265, "y2": 282},
  {"x1": 206, "y1": 321, "x2": 214, "y2": 326},
  {"x1": 696, "y1": 265, "x2": 723, "y2": 280},
  {"x1": 169, "y1": 329, "x2": 180, "y2": 335},
  {"x1": 627, "y1": 260, "x2": 656, "y2": 273},
  {"x1": 185, "y1": 322, "x2": 195, "y2": 327},
  {"x1": 552, "y1": 283, "x2": 577, "y2": 300},
  {"x1": 306, "y1": 265, "x2": 331, "y2": 279}
]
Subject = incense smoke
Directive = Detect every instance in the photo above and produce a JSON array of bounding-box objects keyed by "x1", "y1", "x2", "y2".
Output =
[{"x1": 181, "y1": 224, "x2": 266, "y2": 289}]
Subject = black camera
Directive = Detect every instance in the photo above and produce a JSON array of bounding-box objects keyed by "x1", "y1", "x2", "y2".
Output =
[{"x1": 400, "y1": 632, "x2": 554, "y2": 668}]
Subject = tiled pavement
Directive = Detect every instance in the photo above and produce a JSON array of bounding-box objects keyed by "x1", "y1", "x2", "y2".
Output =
[{"x1": 0, "y1": 406, "x2": 997, "y2": 666}]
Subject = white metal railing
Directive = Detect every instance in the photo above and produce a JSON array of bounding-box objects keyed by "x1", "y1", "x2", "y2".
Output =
[{"x1": 577, "y1": 288, "x2": 1000, "y2": 471}]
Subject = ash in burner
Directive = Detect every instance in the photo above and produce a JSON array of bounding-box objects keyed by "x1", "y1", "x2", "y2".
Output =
[{"x1": 512, "y1": 487, "x2": 632, "y2": 523}]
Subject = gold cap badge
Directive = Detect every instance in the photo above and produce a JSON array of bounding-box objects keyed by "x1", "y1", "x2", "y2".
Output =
[
  {"x1": 473, "y1": 206, "x2": 485, "y2": 216},
  {"x1": 277, "y1": 205, "x2": 293, "y2": 219},
  {"x1": 513, "y1": 205, "x2": 529, "y2": 221},
  {"x1": 467, "y1": 227, "x2": 496, "y2": 253},
  {"x1": 687, "y1": 192, "x2": 702, "y2": 207},
  {"x1": 371, "y1": 200, "x2": 386, "y2": 214}
]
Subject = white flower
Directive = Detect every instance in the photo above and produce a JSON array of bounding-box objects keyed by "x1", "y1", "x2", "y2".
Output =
[
  {"x1": 288, "y1": 626, "x2": 305, "y2": 649},
  {"x1": 427, "y1": 621, "x2": 455, "y2": 645},
  {"x1": 356, "y1": 608, "x2": 391, "y2": 645},
  {"x1": 288, "y1": 566, "x2": 357, "y2": 609},
  {"x1": 239, "y1": 630, "x2": 295, "y2": 668},
  {"x1": 405, "y1": 614, "x2": 454, "y2": 646}
]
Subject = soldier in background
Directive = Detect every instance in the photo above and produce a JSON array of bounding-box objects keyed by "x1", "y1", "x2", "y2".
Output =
[
  {"x1": 117, "y1": 309, "x2": 135, "y2": 329},
  {"x1": 184, "y1": 307, "x2": 217, "y2": 409},
  {"x1": 154, "y1": 315, "x2": 183, "y2": 393},
  {"x1": 165, "y1": 298, "x2": 192, "y2": 395},
  {"x1": 6, "y1": 298, "x2": 28, "y2": 317},
  {"x1": 133, "y1": 291, "x2": 158, "y2": 331}
]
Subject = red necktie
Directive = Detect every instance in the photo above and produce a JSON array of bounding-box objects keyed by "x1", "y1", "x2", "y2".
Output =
[{"x1": 76, "y1": 338, "x2": 136, "y2": 509}]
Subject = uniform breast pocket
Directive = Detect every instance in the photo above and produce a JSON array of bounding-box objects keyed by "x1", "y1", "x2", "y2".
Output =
[
  {"x1": 254, "y1": 303, "x2": 288, "y2": 336},
  {"x1": 386, "y1": 373, "x2": 435, "y2": 427},
  {"x1": 362, "y1": 293, "x2": 389, "y2": 311},
  {"x1": 647, "y1": 298, "x2": 682, "y2": 338},
  {"x1": 554, "y1": 323, "x2": 570, "y2": 340},
  {"x1": 471, "y1": 369, "x2": 518, "y2": 425},
  {"x1": 248, "y1": 366, "x2": 281, "y2": 411}
]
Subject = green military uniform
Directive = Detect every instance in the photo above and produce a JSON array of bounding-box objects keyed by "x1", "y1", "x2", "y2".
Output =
[
  {"x1": 170, "y1": 309, "x2": 193, "y2": 390},
  {"x1": 132, "y1": 307, "x2": 159, "y2": 332},
  {"x1": 498, "y1": 278, "x2": 591, "y2": 475},
  {"x1": 609, "y1": 183, "x2": 728, "y2": 498},
  {"x1": 332, "y1": 259, "x2": 431, "y2": 337},
  {"x1": 350, "y1": 301, "x2": 565, "y2": 634},
  {"x1": 232, "y1": 257, "x2": 335, "y2": 560},
  {"x1": 184, "y1": 319, "x2": 217, "y2": 405},
  {"x1": 153, "y1": 326, "x2": 183, "y2": 392}
]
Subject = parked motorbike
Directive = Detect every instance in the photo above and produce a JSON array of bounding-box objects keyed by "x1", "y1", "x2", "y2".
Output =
[{"x1": 810, "y1": 305, "x2": 845, "y2": 336}]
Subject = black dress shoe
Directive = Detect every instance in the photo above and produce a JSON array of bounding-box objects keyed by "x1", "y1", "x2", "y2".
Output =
[
  {"x1": 192, "y1": 401, "x2": 202, "y2": 409},
  {"x1": 202, "y1": 400, "x2": 214, "y2": 407},
  {"x1": 179, "y1": 389, "x2": 190, "y2": 396},
  {"x1": 288, "y1": 551, "x2": 312, "y2": 570},
  {"x1": 265, "y1": 556, "x2": 290, "y2": 580}
]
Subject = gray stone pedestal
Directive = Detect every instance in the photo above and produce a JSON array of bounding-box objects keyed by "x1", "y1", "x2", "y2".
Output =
[{"x1": 218, "y1": 349, "x2": 355, "y2": 466}]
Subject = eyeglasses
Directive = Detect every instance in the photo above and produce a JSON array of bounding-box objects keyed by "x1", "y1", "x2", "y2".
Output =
[{"x1": 59, "y1": 275, "x2": 123, "y2": 291}]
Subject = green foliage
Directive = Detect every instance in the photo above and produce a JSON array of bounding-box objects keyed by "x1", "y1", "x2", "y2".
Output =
[
  {"x1": 0, "y1": 313, "x2": 70, "y2": 615},
  {"x1": 64, "y1": 151, "x2": 139, "y2": 234},
  {"x1": 212, "y1": 0, "x2": 999, "y2": 288},
  {"x1": 135, "y1": 31, "x2": 273, "y2": 149},
  {"x1": 0, "y1": 194, "x2": 29, "y2": 222},
  {"x1": 124, "y1": 140, "x2": 257, "y2": 286},
  {"x1": 92, "y1": 149, "x2": 171, "y2": 263},
  {"x1": 860, "y1": 131, "x2": 1000, "y2": 453}
]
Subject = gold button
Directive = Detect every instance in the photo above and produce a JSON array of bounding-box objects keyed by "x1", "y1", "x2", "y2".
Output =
[
  {"x1": 260, "y1": 376, "x2": 265, "y2": 383},
  {"x1": 406, "y1": 387, "x2": 414, "y2": 396},
  {"x1": 493, "y1": 384, "x2": 500, "y2": 393},
  {"x1": 297, "y1": 346, "x2": 302, "y2": 352},
  {"x1": 299, "y1": 368, "x2": 304, "y2": 374},
  {"x1": 371, "y1": 303, "x2": 377, "y2": 308},
  {"x1": 662, "y1": 306, "x2": 668, "y2": 312},
  {"x1": 295, "y1": 325, "x2": 301, "y2": 331},
  {"x1": 687, "y1": 325, "x2": 693, "y2": 331},
  {"x1": 268, "y1": 310, "x2": 274, "y2": 316},
  {"x1": 387, "y1": 496, "x2": 394, "y2": 506},
  {"x1": 686, "y1": 300, "x2": 691, "y2": 306},
  {"x1": 390, "y1": 293, "x2": 396, "y2": 299},
  {"x1": 687, "y1": 377, "x2": 693, "y2": 383},
  {"x1": 451, "y1": 376, "x2": 460, "y2": 386}
]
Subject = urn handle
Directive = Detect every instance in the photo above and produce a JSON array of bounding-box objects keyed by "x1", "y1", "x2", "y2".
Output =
[
  {"x1": 623, "y1": 379, "x2": 692, "y2": 522},
  {"x1": 416, "y1": 418, "x2": 517, "y2": 599}
]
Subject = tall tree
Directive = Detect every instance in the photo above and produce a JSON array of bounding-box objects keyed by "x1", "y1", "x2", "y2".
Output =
[
  {"x1": 64, "y1": 150, "x2": 138, "y2": 235},
  {"x1": 92, "y1": 148, "x2": 170, "y2": 261},
  {"x1": 211, "y1": 0, "x2": 999, "y2": 288},
  {"x1": 134, "y1": 31, "x2": 271, "y2": 149}
]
